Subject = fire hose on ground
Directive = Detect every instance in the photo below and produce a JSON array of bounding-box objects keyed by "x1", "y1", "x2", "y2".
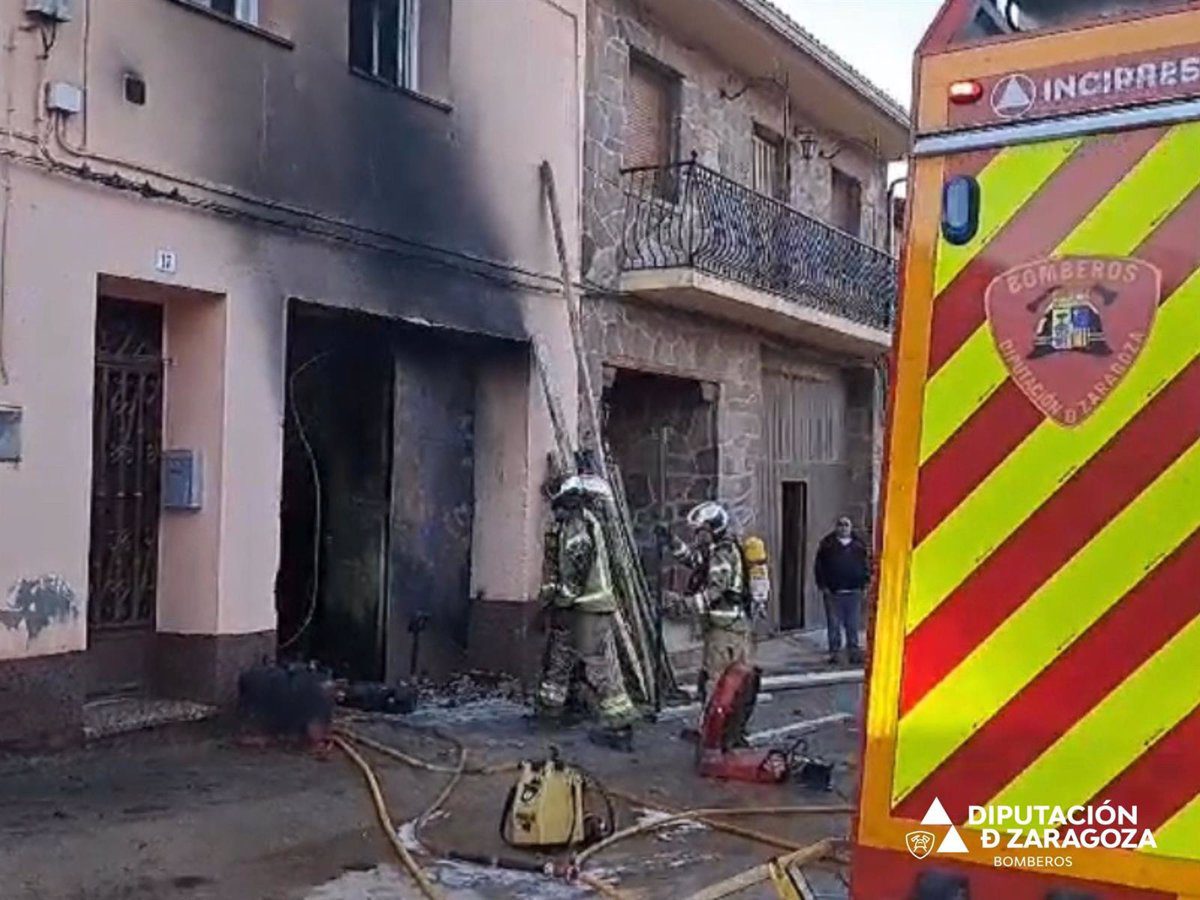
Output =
[
  {"x1": 333, "y1": 725, "x2": 626, "y2": 898},
  {"x1": 331, "y1": 722, "x2": 846, "y2": 899}
]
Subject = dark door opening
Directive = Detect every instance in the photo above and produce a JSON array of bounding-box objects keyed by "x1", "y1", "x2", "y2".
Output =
[
  {"x1": 780, "y1": 480, "x2": 808, "y2": 631},
  {"x1": 276, "y1": 302, "x2": 482, "y2": 685},
  {"x1": 87, "y1": 297, "x2": 164, "y2": 696},
  {"x1": 277, "y1": 304, "x2": 394, "y2": 683}
]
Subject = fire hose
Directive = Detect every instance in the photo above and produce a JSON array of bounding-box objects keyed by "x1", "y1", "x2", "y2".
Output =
[
  {"x1": 331, "y1": 735, "x2": 442, "y2": 900},
  {"x1": 332, "y1": 722, "x2": 845, "y2": 898},
  {"x1": 333, "y1": 725, "x2": 625, "y2": 898}
]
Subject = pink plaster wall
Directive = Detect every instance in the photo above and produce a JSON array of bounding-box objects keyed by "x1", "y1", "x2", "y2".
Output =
[{"x1": 0, "y1": 0, "x2": 585, "y2": 660}]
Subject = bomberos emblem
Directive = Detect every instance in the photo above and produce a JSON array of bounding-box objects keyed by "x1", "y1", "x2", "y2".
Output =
[{"x1": 985, "y1": 256, "x2": 1160, "y2": 426}]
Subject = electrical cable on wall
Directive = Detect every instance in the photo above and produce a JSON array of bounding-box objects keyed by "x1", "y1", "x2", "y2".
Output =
[
  {"x1": 0, "y1": 26, "x2": 17, "y2": 386},
  {"x1": 278, "y1": 350, "x2": 334, "y2": 653},
  {"x1": 49, "y1": 117, "x2": 568, "y2": 297}
]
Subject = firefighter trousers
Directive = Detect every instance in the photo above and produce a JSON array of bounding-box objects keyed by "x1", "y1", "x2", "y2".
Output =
[
  {"x1": 697, "y1": 621, "x2": 753, "y2": 704},
  {"x1": 536, "y1": 607, "x2": 638, "y2": 728}
]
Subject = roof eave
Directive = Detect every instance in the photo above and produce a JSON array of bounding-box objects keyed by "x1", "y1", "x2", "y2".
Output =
[{"x1": 732, "y1": 0, "x2": 912, "y2": 141}]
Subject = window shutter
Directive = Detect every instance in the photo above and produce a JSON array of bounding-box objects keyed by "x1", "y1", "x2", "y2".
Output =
[
  {"x1": 831, "y1": 169, "x2": 863, "y2": 238},
  {"x1": 753, "y1": 130, "x2": 785, "y2": 200},
  {"x1": 417, "y1": 0, "x2": 453, "y2": 102},
  {"x1": 626, "y1": 59, "x2": 672, "y2": 169}
]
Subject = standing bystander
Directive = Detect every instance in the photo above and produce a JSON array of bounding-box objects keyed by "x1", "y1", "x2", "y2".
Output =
[{"x1": 813, "y1": 516, "x2": 869, "y2": 666}]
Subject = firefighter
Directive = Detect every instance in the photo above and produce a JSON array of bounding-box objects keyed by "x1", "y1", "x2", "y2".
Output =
[
  {"x1": 667, "y1": 501, "x2": 754, "y2": 707},
  {"x1": 535, "y1": 474, "x2": 638, "y2": 751}
]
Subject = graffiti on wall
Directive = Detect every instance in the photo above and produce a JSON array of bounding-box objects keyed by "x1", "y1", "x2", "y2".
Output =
[{"x1": 0, "y1": 576, "x2": 80, "y2": 657}]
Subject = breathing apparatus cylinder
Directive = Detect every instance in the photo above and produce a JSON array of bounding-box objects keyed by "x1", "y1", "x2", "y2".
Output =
[{"x1": 743, "y1": 535, "x2": 770, "y2": 619}]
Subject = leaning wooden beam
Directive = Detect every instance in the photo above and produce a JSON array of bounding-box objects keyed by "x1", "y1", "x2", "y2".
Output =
[
  {"x1": 540, "y1": 160, "x2": 605, "y2": 474},
  {"x1": 683, "y1": 840, "x2": 834, "y2": 900}
]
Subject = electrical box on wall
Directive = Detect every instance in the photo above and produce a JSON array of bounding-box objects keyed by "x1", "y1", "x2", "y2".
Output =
[
  {"x1": 25, "y1": 0, "x2": 72, "y2": 22},
  {"x1": 163, "y1": 449, "x2": 203, "y2": 510},
  {"x1": 45, "y1": 82, "x2": 83, "y2": 116},
  {"x1": 0, "y1": 406, "x2": 21, "y2": 463}
]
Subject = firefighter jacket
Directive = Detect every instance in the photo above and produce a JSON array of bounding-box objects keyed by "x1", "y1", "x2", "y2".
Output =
[
  {"x1": 543, "y1": 508, "x2": 617, "y2": 614},
  {"x1": 673, "y1": 537, "x2": 748, "y2": 630}
]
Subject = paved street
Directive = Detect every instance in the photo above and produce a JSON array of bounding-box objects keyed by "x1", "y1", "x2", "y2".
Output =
[{"x1": 0, "y1": 636, "x2": 859, "y2": 900}]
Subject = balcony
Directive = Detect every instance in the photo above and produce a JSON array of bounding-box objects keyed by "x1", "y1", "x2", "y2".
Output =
[{"x1": 619, "y1": 159, "x2": 896, "y2": 356}]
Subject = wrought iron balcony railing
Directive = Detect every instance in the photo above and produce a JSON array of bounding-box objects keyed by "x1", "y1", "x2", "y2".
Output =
[{"x1": 620, "y1": 159, "x2": 897, "y2": 331}]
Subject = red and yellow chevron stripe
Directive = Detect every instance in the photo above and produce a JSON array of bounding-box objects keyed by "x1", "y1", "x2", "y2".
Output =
[{"x1": 858, "y1": 120, "x2": 1200, "y2": 897}]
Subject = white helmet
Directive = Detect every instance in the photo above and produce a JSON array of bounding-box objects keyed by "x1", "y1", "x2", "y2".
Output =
[
  {"x1": 686, "y1": 501, "x2": 730, "y2": 535},
  {"x1": 553, "y1": 474, "x2": 613, "y2": 503}
]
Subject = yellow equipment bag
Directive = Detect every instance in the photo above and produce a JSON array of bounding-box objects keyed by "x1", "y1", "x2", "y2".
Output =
[{"x1": 500, "y1": 753, "x2": 614, "y2": 849}]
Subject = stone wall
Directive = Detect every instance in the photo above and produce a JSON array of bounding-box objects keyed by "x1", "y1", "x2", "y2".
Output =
[
  {"x1": 605, "y1": 369, "x2": 719, "y2": 542},
  {"x1": 583, "y1": 0, "x2": 892, "y2": 288},
  {"x1": 583, "y1": 296, "x2": 764, "y2": 534},
  {"x1": 583, "y1": 293, "x2": 881, "y2": 634},
  {"x1": 581, "y1": 0, "x2": 890, "y2": 638},
  {"x1": 844, "y1": 367, "x2": 878, "y2": 547}
]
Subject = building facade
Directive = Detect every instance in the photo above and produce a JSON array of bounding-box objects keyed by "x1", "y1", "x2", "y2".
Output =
[
  {"x1": 0, "y1": 0, "x2": 584, "y2": 745},
  {"x1": 581, "y1": 0, "x2": 907, "y2": 645}
]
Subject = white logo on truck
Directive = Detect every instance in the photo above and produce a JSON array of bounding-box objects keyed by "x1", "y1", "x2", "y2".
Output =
[
  {"x1": 992, "y1": 74, "x2": 1037, "y2": 118},
  {"x1": 906, "y1": 798, "x2": 969, "y2": 858}
]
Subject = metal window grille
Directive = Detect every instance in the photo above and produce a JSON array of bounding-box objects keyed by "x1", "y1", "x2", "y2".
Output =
[{"x1": 621, "y1": 159, "x2": 897, "y2": 331}]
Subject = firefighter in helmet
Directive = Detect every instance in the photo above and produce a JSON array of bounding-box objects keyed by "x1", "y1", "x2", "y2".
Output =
[
  {"x1": 535, "y1": 474, "x2": 638, "y2": 751},
  {"x1": 666, "y1": 501, "x2": 754, "y2": 706}
]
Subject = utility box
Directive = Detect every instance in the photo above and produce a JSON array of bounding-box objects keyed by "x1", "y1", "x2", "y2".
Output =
[
  {"x1": 45, "y1": 82, "x2": 83, "y2": 116},
  {"x1": 0, "y1": 406, "x2": 21, "y2": 463},
  {"x1": 163, "y1": 449, "x2": 202, "y2": 510},
  {"x1": 25, "y1": 0, "x2": 72, "y2": 22}
]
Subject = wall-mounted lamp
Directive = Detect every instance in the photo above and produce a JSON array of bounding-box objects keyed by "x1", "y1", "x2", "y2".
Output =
[{"x1": 797, "y1": 132, "x2": 842, "y2": 162}]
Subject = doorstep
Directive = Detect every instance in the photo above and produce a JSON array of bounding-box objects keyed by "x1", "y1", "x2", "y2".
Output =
[{"x1": 83, "y1": 696, "x2": 219, "y2": 741}]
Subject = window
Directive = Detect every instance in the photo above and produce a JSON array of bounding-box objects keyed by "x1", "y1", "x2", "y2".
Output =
[
  {"x1": 752, "y1": 126, "x2": 786, "y2": 201},
  {"x1": 626, "y1": 55, "x2": 678, "y2": 170},
  {"x1": 831, "y1": 168, "x2": 863, "y2": 238},
  {"x1": 350, "y1": 0, "x2": 420, "y2": 90},
  {"x1": 203, "y1": 0, "x2": 258, "y2": 25}
]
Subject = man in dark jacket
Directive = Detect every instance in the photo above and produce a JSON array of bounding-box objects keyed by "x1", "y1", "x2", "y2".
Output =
[{"x1": 814, "y1": 516, "x2": 870, "y2": 666}]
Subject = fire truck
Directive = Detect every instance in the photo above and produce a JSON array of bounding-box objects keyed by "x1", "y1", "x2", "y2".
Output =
[{"x1": 855, "y1": 1, "x2": 1200, "y2": 897}]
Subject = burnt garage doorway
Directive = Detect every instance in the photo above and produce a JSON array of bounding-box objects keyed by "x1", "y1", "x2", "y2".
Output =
[
  {"x1": 276, "y1": 302, "x2": 480, "y2": 684},
  {"x1": 603, "y1": 368, "x2": 718, "y2": 612}
]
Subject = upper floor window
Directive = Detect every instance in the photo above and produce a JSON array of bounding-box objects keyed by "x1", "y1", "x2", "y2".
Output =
[
  {"x1": 626, "y1": 55, "x2": 679, "y2": 171},
  {"x1": 350, "y1": 0, "x2": 420, "y2": 90},
  {"x1": 202, "y1": 0, "x2": 258, "y2": 25},
  {"x1": 831, "y1": 168, "x2": 863, "y2": 239},
  {"x1": 752, "y1": 126, "x2": 787, "y2": 201}
]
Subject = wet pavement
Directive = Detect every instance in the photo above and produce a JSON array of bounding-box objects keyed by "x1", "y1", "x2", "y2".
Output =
[{"x1": 0, "y1": 634, "x2": 860, "y2": 899}]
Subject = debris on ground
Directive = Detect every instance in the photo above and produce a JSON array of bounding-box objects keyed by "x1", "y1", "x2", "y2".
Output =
[
  {"x1": 632, "y1": 808, "x2": 708, "y2": 841},
  {"x1": 237, "y1": 661, "x2": 333, "y2": 745},
  {"x1": 338, "y1": 681, "x2": 419, "y2": 715},
  {"x1": 417, "y1": 671, "x2": 525, "y2": 708}
]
